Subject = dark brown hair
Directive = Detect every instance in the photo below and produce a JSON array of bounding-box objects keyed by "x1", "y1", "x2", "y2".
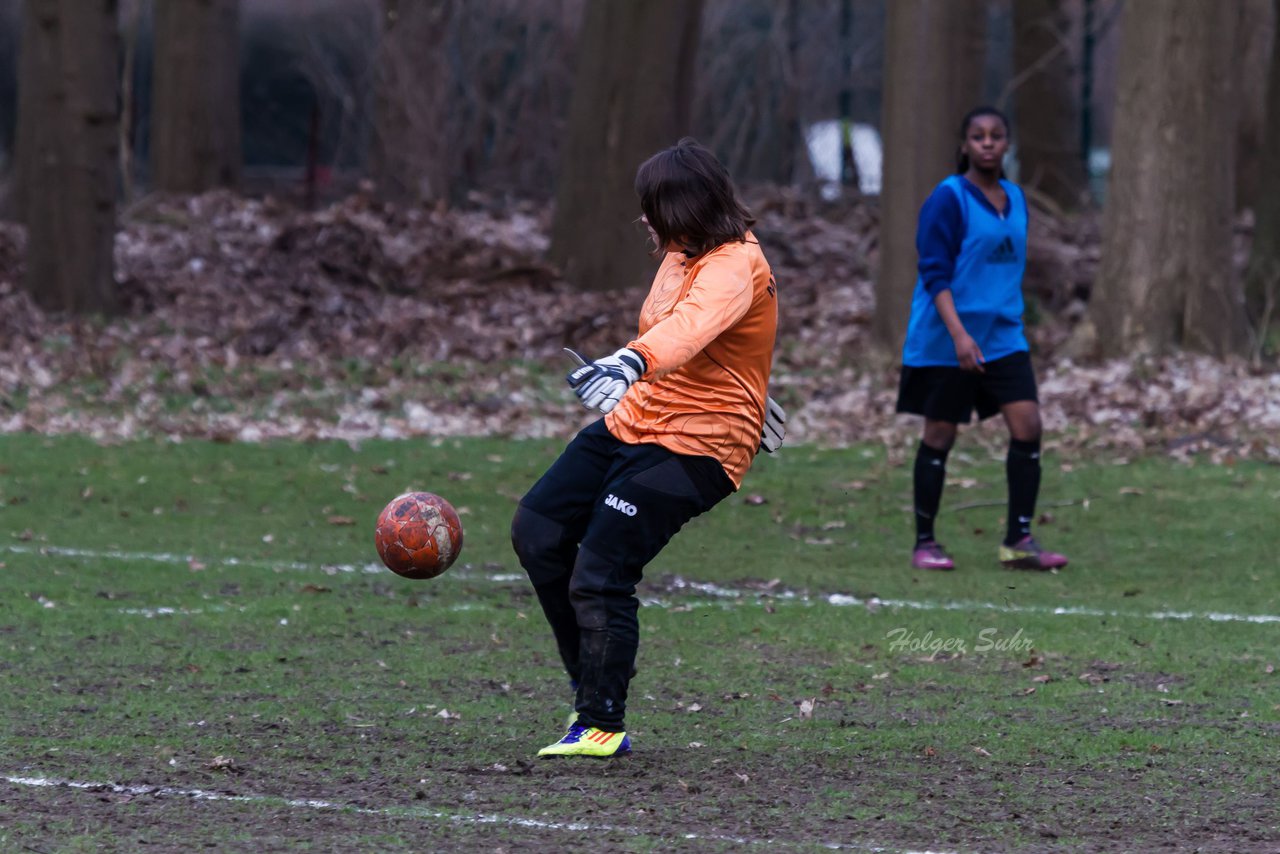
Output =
[{"x1": 634, "y1": 137, "x2": 755, "y2": 257}]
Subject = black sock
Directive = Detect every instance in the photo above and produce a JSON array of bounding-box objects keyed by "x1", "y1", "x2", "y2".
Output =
[
  {"x1": 913, "y1": 441, "x2": 950, "y2": 544},
  {"x1": 1005, "y1": 438, "x2": 1041, "y2": 545}
]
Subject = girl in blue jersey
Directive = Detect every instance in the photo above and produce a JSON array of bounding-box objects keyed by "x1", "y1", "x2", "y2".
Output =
[{"x1": 897, "y1": 106, "x2": 1067, "y2": 571}]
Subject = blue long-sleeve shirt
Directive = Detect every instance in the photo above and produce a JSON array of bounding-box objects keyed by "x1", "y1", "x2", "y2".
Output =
[{"x1": 902, "y1": 175, "x2": 1029, "y2": 367}]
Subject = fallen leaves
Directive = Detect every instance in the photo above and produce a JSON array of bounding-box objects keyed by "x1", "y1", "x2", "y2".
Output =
[{"x1": 0, "y1": 193, "x2": 1273, "y2": 461}]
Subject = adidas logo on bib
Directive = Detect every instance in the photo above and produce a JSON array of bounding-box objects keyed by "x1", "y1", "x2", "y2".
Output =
[{"x1": 986, "y1": 236, "x2": 1018, "y2": 264}]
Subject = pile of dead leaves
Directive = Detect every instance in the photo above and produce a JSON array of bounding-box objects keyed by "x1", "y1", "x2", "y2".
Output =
[{"x1": 0, "y1": 189, "x2": 1275, "y2": 462}]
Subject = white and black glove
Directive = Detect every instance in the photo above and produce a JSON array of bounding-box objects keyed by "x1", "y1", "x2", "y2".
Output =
[
  {"x1": 759, "y1": 396, "x2": 787, "y2": 454},
  {"x1": 565, "y1": 347, "x2": 646, "y2": 414}
]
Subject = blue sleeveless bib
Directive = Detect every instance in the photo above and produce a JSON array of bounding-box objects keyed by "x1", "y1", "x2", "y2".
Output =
[{"x1": 902, "y1": 176, "x2": 1029, "y2": 367}]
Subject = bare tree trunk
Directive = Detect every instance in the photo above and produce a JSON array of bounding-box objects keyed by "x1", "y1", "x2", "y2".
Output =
[
  {"x1": 874, "y1": 0, "x2": 987, "y2": 353},
  {"x1": 1011, "y1": 0, "x2": 1088, "y2": 211},
  {"x1": 724, "y1": 0, "x2": 802, "y2": 184},
  {"x1": 776, "y1": 0, "x2": 803, "y2": 184},
  {"x1": 1244, "y1": 0, "x2": 1280, "y2": 347},
  {"x1": 14, "y1": 0, "x2": 119, "y2": 314},
  {"x1": 0, "y1": 3, "x2": 21, "y2": 215},
  {"x1": 151, "y1": 0, "x2": 241, "y2": 193},
  {"x1": 119, "y1": 0, "x2": 145, "y2": 205},
  {"x1": 372, "y1": 0, "x2": 453, "y2": 205},
  {"x1": 549, "y1": 0, "x2": 704, "y2": 293},
  {"x1": 1086, "y1": 1, "x2": 1245, "y2": 358},
  {"x1": 1235, "y1": 0, "x2": 1276, "y2": 213}
]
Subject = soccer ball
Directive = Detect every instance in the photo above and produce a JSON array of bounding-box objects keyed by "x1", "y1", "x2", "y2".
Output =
[{"x1": 374, "y1": 492, "x2": 464, "y2": 579}]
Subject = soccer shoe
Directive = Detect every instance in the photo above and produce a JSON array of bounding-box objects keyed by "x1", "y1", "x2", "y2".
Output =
[
  {"x1": 537, "y1": 725, "x2": 631, "y2": 758},
  {"x1": 999, "y1": 536, "x2": 1069, "y2": 570},
  {"x1": 911, "y1": 540, "x2": 956, "y2": 571}
]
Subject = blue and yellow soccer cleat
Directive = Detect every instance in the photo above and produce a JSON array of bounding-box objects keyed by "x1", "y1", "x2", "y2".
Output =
[{"x1": 537, "y1": 724, "x2": 631, "y2": 758}]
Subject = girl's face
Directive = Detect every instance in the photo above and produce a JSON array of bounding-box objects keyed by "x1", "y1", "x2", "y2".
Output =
[
  {"x1": 640, "y1": 215, "x2": 684, "y2": 253},
  {"x1": 961, "y1": 115, "x2": 1009, "y2": 174}
]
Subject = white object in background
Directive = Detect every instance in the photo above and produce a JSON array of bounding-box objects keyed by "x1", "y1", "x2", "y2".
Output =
[{"x1": 804, "y1": 120, "x2": 883, "y2": 198}]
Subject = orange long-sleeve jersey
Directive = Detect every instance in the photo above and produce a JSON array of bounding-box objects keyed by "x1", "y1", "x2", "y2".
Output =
[{"x1": 605, "y1": 233, "x2": 778, "y2": 488}]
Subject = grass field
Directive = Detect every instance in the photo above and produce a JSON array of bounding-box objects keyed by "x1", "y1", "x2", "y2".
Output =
[{"x1": 1, "y1": 433, "x2": 1277, "y2": 852}]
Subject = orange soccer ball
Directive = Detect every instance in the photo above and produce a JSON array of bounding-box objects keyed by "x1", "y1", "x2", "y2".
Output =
[{"x1": 374, "y1": 492, "x2": 464, "y2": 579}]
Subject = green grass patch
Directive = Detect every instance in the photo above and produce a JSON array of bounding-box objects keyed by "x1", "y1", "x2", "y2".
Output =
[{"x1": 1, "y1": 434, "x2": 1277, "y2": 852}]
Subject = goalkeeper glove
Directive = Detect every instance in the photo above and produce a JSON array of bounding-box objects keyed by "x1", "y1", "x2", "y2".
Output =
[
  {"x1": 566, "y1": 347, "x2": 646, "y2": 413},
  {"x1": 759, "y1": 396, "x2": 787, "y2": 453}
]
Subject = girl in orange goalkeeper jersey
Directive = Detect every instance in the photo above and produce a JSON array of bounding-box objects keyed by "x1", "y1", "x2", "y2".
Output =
[{"x1": 511, "y1": 138, "x2": 783, "y2": 758}]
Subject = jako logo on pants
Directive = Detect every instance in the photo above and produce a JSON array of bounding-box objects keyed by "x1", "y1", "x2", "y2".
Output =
[{"x1": 604, "y1": 494, "x2": 637, "y2": 516}]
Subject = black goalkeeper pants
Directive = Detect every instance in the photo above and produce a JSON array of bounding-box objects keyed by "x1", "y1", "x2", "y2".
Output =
[{"x1": 510, "y1": 419, "x2": 734, "y2": 731}]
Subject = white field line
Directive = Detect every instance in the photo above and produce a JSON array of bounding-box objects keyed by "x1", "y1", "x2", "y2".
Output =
[
  {"x1": 4, "y1": 543, "x2": 387, "y2": 575},
  {"x1": 7, "y1": 543, "x2": 1280, "y2": 626},
  {"x1": 3, "y1": 775, "x2": 953, "y2": 854}
]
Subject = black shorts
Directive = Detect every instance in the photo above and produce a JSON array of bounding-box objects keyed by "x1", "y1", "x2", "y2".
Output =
[
  {"x1": 517, "y1": 419, "x2": 735, "y2": 585},
  {"x1": 896, "y1": 350, "x2": 1038, "y2": 424}
]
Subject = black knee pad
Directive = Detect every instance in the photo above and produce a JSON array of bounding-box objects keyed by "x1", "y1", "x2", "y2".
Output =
[{"x1": 511, "y1": 503, "x2": 569, "y2": 586}]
